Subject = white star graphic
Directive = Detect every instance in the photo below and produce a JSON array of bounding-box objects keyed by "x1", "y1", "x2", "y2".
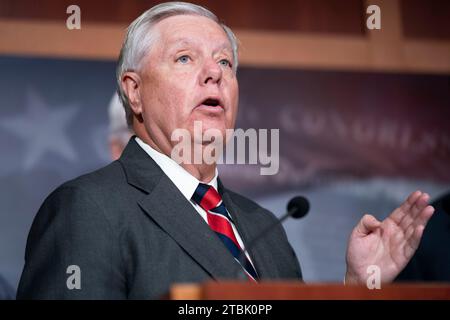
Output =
[{"x1": 0, "y1": 89, "x2": 79, "y2": 171}]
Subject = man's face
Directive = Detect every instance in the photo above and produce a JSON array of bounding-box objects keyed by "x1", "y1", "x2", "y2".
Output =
[{"x1": 137, "y1": 14, "x2": 239, "y2": 150}]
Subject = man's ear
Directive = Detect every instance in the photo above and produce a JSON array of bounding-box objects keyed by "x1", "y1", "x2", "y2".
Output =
[{"x1": 121, "y1": 72, "x2": 142, "y2": 116}]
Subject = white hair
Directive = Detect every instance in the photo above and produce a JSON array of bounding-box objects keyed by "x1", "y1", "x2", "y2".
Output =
[{"x1": 116, "y1": 1, "x2": 239, "y2": 126}]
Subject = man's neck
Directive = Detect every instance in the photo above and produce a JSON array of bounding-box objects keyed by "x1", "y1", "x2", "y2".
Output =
[
  {"x1": 134, "y1": 128, "x2": 216, "y2": 183},
  {"x1": 178, "y1": 162, "x2": 216, "y2": 183}
]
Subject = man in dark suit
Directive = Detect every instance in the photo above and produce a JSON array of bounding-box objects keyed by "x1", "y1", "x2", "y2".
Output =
[
  {"x1": 17, "y1": 136, "x2": 301, "y2": 299},
  {"x1": 17, "y1": 2, "x2": 434, "y2": 299}
]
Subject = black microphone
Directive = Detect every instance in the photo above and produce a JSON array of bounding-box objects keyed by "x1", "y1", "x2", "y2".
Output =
[{"x1": 236, "y1": 196, "x2": 310, "y2": 280}]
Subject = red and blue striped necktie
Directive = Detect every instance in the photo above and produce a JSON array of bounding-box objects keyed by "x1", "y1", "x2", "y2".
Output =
[{"x1": 192, "y1": 183, "x2": 258, "y2": 281}]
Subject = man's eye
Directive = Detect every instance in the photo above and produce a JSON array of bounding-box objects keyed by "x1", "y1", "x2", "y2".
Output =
[
  {"x1": 177, "y1": 55, "x2": 190, "y2": 64},
  {"x1": 219, "y1": 59, "x2": 232, "y2": 68}
]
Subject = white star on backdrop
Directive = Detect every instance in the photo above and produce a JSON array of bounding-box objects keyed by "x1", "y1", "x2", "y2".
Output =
[{"x1": 0, "y1": 89, "x2": 80, "y2": 171}]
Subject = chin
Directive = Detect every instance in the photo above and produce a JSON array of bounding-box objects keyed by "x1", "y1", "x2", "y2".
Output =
[
  {"x1": 191, "y1": 116, "x2": 225, "y2": 130},
  {"x1": 186, "y1": 119, "x2": 226, "y2": 145}
]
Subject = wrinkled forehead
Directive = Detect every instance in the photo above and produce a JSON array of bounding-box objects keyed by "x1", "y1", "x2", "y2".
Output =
[{"x1": 152, "y1": 14, "x2": 233, "y2": 53}]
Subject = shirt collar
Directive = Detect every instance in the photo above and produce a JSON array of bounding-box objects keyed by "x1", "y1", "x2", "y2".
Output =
[{"x1": 134, "y1": 136, "x2": 218, "y2": 201}]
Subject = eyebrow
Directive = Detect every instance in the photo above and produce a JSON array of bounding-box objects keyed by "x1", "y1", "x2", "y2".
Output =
[{"x1": 165, "y1": 37, "x2": 232, "y2": 55}]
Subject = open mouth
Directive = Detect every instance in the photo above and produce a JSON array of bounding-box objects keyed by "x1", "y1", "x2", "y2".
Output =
[{"x1": 198, "y1": 97, "x2": 223, "y2": 109}]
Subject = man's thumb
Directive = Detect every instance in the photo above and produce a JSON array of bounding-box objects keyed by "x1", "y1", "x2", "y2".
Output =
[{"x1": 357, "y1": 214, "x2": 381, "y2": 235}]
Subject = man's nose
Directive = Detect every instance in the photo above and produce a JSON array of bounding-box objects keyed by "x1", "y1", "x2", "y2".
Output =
[{"x1": 200, "y1": 60, "x2": 223, "y2": 86}]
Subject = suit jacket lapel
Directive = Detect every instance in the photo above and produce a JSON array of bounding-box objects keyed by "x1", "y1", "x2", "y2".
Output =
[{"x1": 119, "y1": 138, "x2": 243, "y2": 280}]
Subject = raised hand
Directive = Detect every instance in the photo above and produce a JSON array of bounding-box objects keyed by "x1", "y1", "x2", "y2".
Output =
[{"x1": 345, "y1": 190, "x2": 435, "y2": 284}]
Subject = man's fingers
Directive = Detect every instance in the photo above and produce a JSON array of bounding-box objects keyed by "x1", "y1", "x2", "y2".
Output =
[
  {"x1": 357, "y1": 214, "x2": 381, "y2": 235},
  {"x1": 404, "y1": 206, "x2": 434, "y2": 258},
  {"x1": 405, "y1": 225, "x2": 426, "y2": 257},
  {"x1": 410, "y1": 193, "x2": 430, "y2": 219},
  {"x1": 391, "y1": 190, "x2": 422, "y2": 224},
  {"x1": 402, "y1": 193, "x2": 430, "y2": 228},
  {"x1": 405, "y1": 190, "x2": 423, "y2": 208},
  {"x1": 399, "y1": 192, "x2": 430, "y2": 230},
  {"x1": 408, "y1": 205, "x2": 435, "y2": 234}
]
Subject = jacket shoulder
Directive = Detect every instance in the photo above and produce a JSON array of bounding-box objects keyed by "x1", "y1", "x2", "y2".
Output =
[
  {"x1": 59, "y1": 160, "x2": 125, "y2": 192},
  {"x1": 36, "y1": 160, "x2": 130, "y2": 231}
]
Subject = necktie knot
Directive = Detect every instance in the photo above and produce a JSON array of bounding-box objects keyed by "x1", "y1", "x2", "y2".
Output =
[{"x1": 192, "y1": 183, "x2": 222, "y2": 212}]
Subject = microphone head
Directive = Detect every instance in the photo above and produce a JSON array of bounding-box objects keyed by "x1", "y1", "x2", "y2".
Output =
[{"x1": 287, "y1": 196, "x2": 310, "y2": 219}]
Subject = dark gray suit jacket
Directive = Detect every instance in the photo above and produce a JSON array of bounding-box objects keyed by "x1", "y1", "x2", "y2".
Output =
[{"x1": 17, "y1": 138, "x2": 302, "y2": 299}]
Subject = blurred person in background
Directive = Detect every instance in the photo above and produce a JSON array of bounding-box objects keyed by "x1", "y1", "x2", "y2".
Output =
[{"x1": 108, "y1": 93, "x2": 133, "y2": 160}]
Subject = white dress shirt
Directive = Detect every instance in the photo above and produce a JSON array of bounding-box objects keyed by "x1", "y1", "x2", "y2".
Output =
[{"x1": 135, "y1": 137, "x2": 253, "y2": 262}]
